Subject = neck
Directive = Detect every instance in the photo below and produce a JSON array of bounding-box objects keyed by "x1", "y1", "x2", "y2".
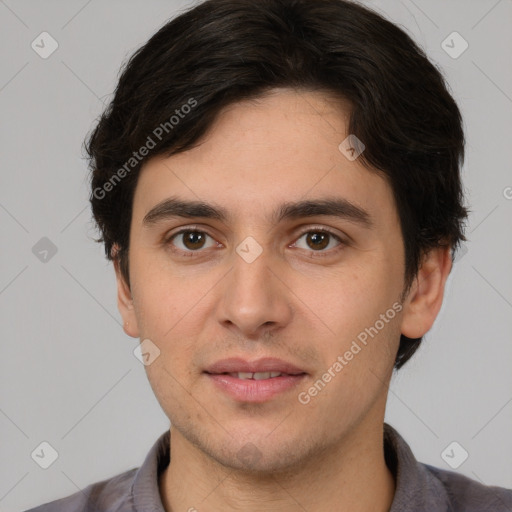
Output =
[{"x1": 159, "y1": 417, "x2": 395, "y2": 512}]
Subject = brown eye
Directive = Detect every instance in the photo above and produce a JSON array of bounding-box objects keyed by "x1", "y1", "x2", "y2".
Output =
[
  {"x1": 305, "y1": 232, "x2": 330, "y2": 250},
  {"x1": 168, "y1": 230, "x2": 216, "y2": 252},
  {"x1": 293, "y1": 230, "x2": 342, "y2": 253},
  {"x1": 182, "y1": 231, "x2": 206, "y2": 250}
]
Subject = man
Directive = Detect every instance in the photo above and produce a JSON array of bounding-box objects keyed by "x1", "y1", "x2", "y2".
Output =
[{"x1": 26, "y1": 0, "x2": 512, "y2": 510}]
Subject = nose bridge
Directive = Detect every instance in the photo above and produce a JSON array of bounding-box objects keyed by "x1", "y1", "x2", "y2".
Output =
[
  {"x1": 233, "y1": 247, "x2": 270, "y2": 296},
  {"x1": 216, "y1": 240, "x2": 292, "y2": 335}
]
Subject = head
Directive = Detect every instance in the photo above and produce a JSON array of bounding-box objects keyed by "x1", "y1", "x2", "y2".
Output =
[{"x1": 86, "y1": 0, "x2": 467, "y2": 473}]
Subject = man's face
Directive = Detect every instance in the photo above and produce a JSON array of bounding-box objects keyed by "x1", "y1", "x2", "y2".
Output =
[{"x1": 119, "y1": 89, "x2": 408, "y2": 473}]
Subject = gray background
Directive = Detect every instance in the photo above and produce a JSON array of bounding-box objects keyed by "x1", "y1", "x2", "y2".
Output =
[{"x1": 1, "y1": 0, "x2": 511, "y2": 510}]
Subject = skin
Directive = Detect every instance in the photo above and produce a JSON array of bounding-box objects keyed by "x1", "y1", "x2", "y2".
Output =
[{"x1": 114, "y1": 88, "x2": 452, "y2": 511}]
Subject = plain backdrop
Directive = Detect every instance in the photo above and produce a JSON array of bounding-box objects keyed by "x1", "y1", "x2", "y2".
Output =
[{"x1": 1, "y1": 0, "x2": 511, "y2": 510}]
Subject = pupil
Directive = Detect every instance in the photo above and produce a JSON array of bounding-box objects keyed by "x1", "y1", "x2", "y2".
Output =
[
  {"x1": 308, "y1": 232, "x2": 328, "y2": 250},
  {"x1": 185, "y1": 231, "x2": 204, "y2": 249}
]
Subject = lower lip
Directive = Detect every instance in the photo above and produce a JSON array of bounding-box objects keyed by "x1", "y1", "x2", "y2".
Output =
[{"x1": 205, "y1": 373, "x2": 307, "y2": 403}]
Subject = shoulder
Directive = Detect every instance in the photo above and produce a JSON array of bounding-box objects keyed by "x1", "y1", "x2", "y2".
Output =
[
  {"x1": 23, "y1": 467, "x2": 138, "y2": 512},
  {"x1": 25, "y1": 430, "x2": 170, "y2": 512},
  {"x1": 423, "y1": 463, "x2": 512, "y2": 512},
  {"x1": 384, "y1": 423, "x2": 512, "y2": 512}
]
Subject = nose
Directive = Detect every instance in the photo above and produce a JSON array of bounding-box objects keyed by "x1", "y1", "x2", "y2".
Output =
[{"x1": 215, "y1": 245, "x2": 293, "y2": 339}]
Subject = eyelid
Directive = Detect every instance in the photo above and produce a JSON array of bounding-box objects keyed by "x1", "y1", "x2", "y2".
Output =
[{"x1": 293, "y1": 225, "x2": 347, "y2": 242}]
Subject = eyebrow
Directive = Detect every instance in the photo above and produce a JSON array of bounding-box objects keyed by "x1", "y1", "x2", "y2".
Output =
[{"x1": 142, "y1": 196, "x2": 373, "y2": 229}]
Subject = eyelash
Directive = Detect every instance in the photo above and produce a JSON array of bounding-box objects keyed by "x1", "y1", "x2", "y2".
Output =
[{"x1": 164, "y1": 226, "x2": 346, "y2": 258}]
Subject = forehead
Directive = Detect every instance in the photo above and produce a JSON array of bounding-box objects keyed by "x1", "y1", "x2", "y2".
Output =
[{"x1": 132, "y1": 88, "x2": 396, "y2": 227}]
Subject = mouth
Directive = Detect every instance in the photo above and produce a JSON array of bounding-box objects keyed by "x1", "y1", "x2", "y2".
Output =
[
  {"x1": 217, "y1": 371, "x2": 300, "y2": 380},
  {"x1": 203, "y1": 357, "x2": 308, "y2": 403}
]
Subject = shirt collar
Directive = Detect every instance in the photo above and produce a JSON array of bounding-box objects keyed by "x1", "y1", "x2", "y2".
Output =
[
  {"x1": 132, "y1": 429, "x2": 170, "y2": 511},
  {"x1": 384, "y1": 423, "x2": 449, "y2": 511}
]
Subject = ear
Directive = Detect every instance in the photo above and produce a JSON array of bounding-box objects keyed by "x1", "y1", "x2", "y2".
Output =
[
  {"x1": 400, "y1": 245, "x2": 452, "y2": 339},
  {"x1": 112, "y1": 246, "x2": 140, "y2": 338}
]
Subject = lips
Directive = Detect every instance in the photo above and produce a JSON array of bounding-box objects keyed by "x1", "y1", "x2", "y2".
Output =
[
  {"x1": 204, "y1": 357, "x2": 307, "y2": 376},
  {"x1": 227, "y1": 371, "x2": 285, "y2": 380},
  {"x1": 204, "y1": 357, "x2": 307, "y2": 402}
]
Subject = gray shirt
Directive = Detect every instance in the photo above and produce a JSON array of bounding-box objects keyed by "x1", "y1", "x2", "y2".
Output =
[{"x1": 25, "y1": 423, "x2": 512, "y2": 511}]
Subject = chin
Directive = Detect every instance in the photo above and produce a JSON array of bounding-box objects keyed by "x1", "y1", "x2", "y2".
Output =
[{"x1": 204, "y1": 430, "x2": 324, "y2": 476}]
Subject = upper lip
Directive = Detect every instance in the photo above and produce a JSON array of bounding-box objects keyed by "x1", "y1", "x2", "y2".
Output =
[{"x1": 204, "y1": 357, "x2": 307, "y2": 375}]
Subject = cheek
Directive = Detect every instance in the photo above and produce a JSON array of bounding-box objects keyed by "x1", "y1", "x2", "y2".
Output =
[
  {"x1": 293, "y1": 259, "x2": 403, "y2": 379},
  {"x1": 130, "y1": 252, "x2": 199, "y2": 334},
  {"x1": 130, "y1": 264, "x2": 213, "y2": 373},
  {"x1": 298, "y1": 261, "x2": 397, "y2": 330}
]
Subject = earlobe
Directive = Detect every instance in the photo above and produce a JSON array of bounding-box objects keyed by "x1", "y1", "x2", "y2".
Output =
[
  {"x1": 400, "y1": 245, "x2": 453, "y2": 339},
  {"x1": 113, "y1": 248, "x2": 140, "y2": 338}
]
